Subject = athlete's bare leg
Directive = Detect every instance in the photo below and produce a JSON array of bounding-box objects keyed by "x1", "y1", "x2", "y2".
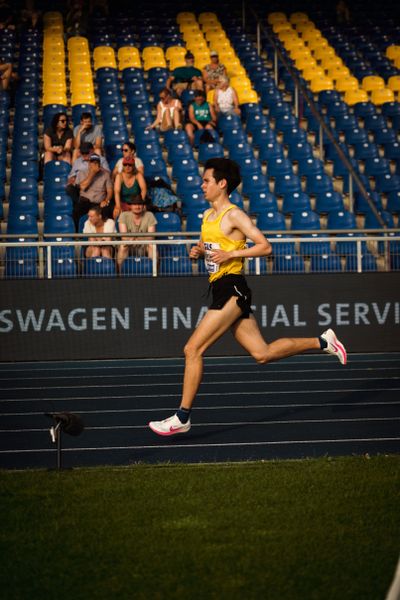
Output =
[
  {"x1": 180, "y1": 297, "x2": 242, "y2": 409},
  {"x1": 231, "y1": 314, "x2": 319, "y2": 363}
]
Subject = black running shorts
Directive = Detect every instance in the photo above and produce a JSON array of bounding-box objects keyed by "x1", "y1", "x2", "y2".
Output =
[{"x1": 209, "y1": 274, "x2": 253, "y2": 318}]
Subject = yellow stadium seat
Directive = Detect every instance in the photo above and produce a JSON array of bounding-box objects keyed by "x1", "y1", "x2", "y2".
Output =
[
  {"x1": 343, "y1": 89, "x2": 369, "y2": 105},
  {"x1": 142, "y1": 46, "x2": 164, "y2": 60},
  {"x1": 176, "y1": 12, "x2": 196, "y2": 24},
  {"x1": 302, "y1": 65, "x2": 325, "y2": 81},
  {"x1": 169, "y1": 57, "x2": 187, "y2": 70},
  {"x1": 198, "y1": 12, "x2": 218, "y2": 24},
  {"x1": 285, "y1": 40, "x2": 307, "y2": 55},
  {"x1": 71, "y1": 94, "x2": 96, "y2": 107},
  {"x1": 43, "y1": 80, "x2": 67, "y2": 92},
  {"x1": 395, "y1": 56, "x2": 400, "y2": 69},
  {"x1": 320, "y1": 56, "x2": 343, "y2": 70},
  {"x1": 43, "y1": 93, "x2": 68, "y2": 106},
  {"x1": 218, "y1": 49, "x2": 237, "y2": 63},
  {"x1": 309, "y1": 76, "x2": 334, "y2": 93},
  {"x1": 230, "y1": 76, "x2": 252, "y2": 91},
  {"x1": 225, "y1": 62, "x2": 246, "y2": 78},
  {"x1": 302, "y1": 29, "x2": 322, "y2": 44},
  {"x1": 93, "y1": 46, "x2": 115, "y2": 60},
  {"x1": 205, "y1": 30, "x2": 228, "y2": 43},
  {"x1": 94, "y1": 57, "x2": 117, "y2": 70},
  {"x1": 295, "y1": 56, "x2": 317, "y2": 71},
  {"x1": 194, "y1": 54, "x2": 211, "y2": 70},
  {"x1": 385, "y1": 45, "x2": 400, "y2": 60},
  {"x1": 119, "y1": 57, "x2": 142, "y2": 70},
  {"x1": 307, "y1": 37, "x2": 329, "y2": 52},
  {"x1": 387, "y1": 75, "x2": 400, "y2": 95},
  {"x1": 165, "y1": 46, "x2": 186, "y2": 61},
  {"x1": 212, "y1": 41, "x2": 234, "y2": 54},
  {"x1": 43, "y1": 36, "x2": 64, "y2": 48},
  {"x1": 43, "y1": 11, "x2": 63, "y2": 22},
  {"x1": 45, "y1": 24, "x2": 63, "y2": 35},
  {"x1": 273, "y1": 22, "x2": 292, "y2": 34},
  {"x1": 207, "y1": 89, "x2": 215, "y2": 103},
  {"x1": 201, "y1": 23, "x2": 223, "y2": 34},
  {"x1": 183, "y1": 31, "x2": 205, "y2": 45},
  {"x1": 267, "y1": 12, "x2": 287, "y2": 25},
  {"x1": 326, "y1": 65, "x2": 351, "y2": 80},
  {"x1": 362, "y1": 75, "x2": 385, "y2": 92},
  {"x1": 370, "y1": 88, "x2": 395, "y2": 105},
  {"x1": 313, "y1": 46, "x2": 335, "y2": 62},
  {"x1": 118, "y1": 47, "x2": 140, "y2": 61},
  {"x1": 289, "y1": 12, "x2": 309, "y2": 24},
  {"x1": 143, "y1": 57, "x2": 167, "y2": 70},
  {"x1": 295, "y1": 21, "x2": 316, "y2": 33},
  {"x1": 69, "y1": 66, "x2": 92, "y2": 79},
  {"x1": 237, "y1": 89, "x2": 258, "y2": 104},
  {"x1": 67, "y1": 37, "x2": 89, "y2": 51},
  {"x1": 335, "y1": 76, "x2": 359, "y2": 92},
  {"x1": 186, "y1": 39, "x2": 208, "y2": 53},
  {"x1": 180, "y1": 23, "x2": 201, "y2": 36},
  {"x1": 277, "y1": 30, "x2": 298, "y2": 43}
]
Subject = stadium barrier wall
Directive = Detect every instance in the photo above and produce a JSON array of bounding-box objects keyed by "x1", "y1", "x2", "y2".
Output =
[{"x1": 1, "y1": 273, "x2": 399, "y2": 361}]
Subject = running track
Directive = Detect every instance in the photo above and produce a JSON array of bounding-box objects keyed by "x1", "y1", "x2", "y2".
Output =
[{"x1": 0, "y1": 353, "x2": 399, "y2": 469}]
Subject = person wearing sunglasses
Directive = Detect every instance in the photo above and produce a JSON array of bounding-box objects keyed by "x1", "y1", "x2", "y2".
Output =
[
  {"x1": 147, "y1": 88, "x2": 183, "y2": 132},
  {"x1": 112, "y1": 142, "x2": 144, "y2": 181},
  {"x1": 43, "y1": 112, "x2": 73, "y2": 164},
  {"x1": 72, "y1": 111, "x2": 103, "y2": 162},
  {"x1": 113, "y1": 156, "x2": 147, "y2": 218}
]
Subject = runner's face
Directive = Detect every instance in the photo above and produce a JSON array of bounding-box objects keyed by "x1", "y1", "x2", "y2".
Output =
[{"x1": 202, "y1": 169, "x2": 225, "y2": 202}]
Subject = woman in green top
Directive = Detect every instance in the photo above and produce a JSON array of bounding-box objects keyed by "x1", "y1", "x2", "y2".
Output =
[
  {"x1": 113, "y1": 156, "x2": 147, "y2": 217},
  {"x1": 185, "y1": 90, "x2": 217, "y2": 146}
]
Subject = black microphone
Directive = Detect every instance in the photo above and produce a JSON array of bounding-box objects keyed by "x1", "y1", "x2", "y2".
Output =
[{"x1": 44, "y1": 412, "x2": 85, "y2": 436}]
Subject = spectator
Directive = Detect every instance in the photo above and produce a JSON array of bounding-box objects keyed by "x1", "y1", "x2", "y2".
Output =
[
  {"x1": 112, "y1": 142, "x2": 144, "y2": 180},
  {"x1": 185, "y1": 90, "x2": 217, "y2": 146},
  {"x1": 43, "y1": 112, "x2": 74, "y2": 164},
  {"x1": 72, "y1": 111, "x2": 103, "y2": 161},
  {"x1": 73, "y1": 154, "x2": 113, "y2": 230},
  {"x1": 202, "y1": 51, "x2": 227, "y2": 93},
  {"x1": 83, "y1": 205, "x2": 116, "y2": 259},
  {"x1": 0, "y1": 59, "x2": 14, "y2": 91},
  {"x1": 67, "y1": 141, "x2": 110, "y2": 210},
  {"x1": 147, "y1": 88, "x2": 182, "y2": 132},
  {"x1": 214, "y1": 76, "x2": 241, "y2": 117},
  {"x1": 117, "y1": 197, "x2": 157, "y2": 270},
  {"x1": 167, "y1": 51, "x2": 203, "y2": 97},
  {"x1": 113, "y1": 156, "x2": 147, "y2": 218}
]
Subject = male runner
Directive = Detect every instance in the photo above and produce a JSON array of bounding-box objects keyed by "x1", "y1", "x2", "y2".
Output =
[{"x1": 149, "y1": 158, "x2": 347, "y2": 436}]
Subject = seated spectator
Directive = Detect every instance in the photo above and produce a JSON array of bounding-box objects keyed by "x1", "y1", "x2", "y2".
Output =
[
  {"x1": 73, "y1": 154, "x2": 113, "y2": 229},
  {"x1": 202, "y1": 51, "x2": 227, "y2": 93},
  {"x1": 67, "y1": 141, "x2": 110, "y2": 209},
  {"x1": 214, "y1": 76, "x2": 241, "y2": 117},
  {"x1": 83, "y1": 205, "x2": 116, "y2": 259},
  {"x1": 0, "y1": 59, "x2": 14, "y2": 91},
  {"x1": 167, "y1": 51, "x2": 204, "y2": 97},
  {"x1": 147, "y1": 88, "x2": 183, "y2": 132},
  {"x1": 117, "y1": 198, "x2": 157, "y2": 270},
  {"x1": 113, "y1": 156, "x2": 147, "y2": 218},
  {"x1": 185, "y1": 90, "x2": 217, "y2": 146},
  {"x1": 112, "y1": 142, "x2": 144, "y2": 180},
  {"x1": 72, "y1": 111, "x2": 103, "y2": 161},
  {"x1": 43, "y1": 112, "x2": 73, "y2": 164}
]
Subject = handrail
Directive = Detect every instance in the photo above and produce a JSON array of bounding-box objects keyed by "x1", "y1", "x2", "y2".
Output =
[{"x1": 246, "y1": 5, "x2": 387, "y2": 230}]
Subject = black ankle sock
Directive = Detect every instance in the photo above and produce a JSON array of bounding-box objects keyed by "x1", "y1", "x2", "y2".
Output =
[
  {"x1": 176, "y1": 407, "x2": 191, "y2": 424},
  {"x1": 319, "y1": 336, "x2": 328, "y2": 349}
]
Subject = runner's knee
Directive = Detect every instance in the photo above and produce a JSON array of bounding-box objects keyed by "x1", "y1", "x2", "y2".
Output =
[{"x1": 184, "y1": 341, "x2": 202, "y2": 360}]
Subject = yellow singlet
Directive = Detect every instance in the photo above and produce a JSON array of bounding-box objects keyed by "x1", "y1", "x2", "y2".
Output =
[{"x1": 201, "y1": 205, "x2": 246, "y2": 283}]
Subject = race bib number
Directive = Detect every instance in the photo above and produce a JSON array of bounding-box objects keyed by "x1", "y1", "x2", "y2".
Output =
[{"x1": 204, "y1": 242, "x2": 220, "y2": 274}]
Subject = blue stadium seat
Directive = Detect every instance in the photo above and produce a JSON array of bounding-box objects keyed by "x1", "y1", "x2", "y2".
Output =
[
  {"x1": 44, "y1": 193, "x2": 73, "y2": 216},
  {"x1": 247, "y1": 256, "x2": 268, "y2": 275},
  {"x1": 223, "y1": 128, "x2": 247, "y2": 148},
  {"x1": 373, "y1": 127, "x2": 397, "y2": 146},
  {"x1": 181, "y1": 191, "x2": 208, "y2": 214},
  {"x1": 172, "y1": 158, "x2": 199, "y2": 180},
  {"x1": 266, "y1": 157, "x2": 293, "y2": 179},
  {"x1": 5, "y1": 257, "x2": 37, "y2": 279},
  {"x1": 241, "y1": 172, "x2": 269, "y2": 197},
  {"x1": 269, "y1": 233, "x2": 296, "y2": 256},
  {"x1": 193, "y1": 128, "x2": 219, "y2": 147},
  {"x1": 217, "y1": 114, "x2": 242, "y2": 133},
  {"x1": 282, "y1": 192, "x2": 311, "y2": 214},
  {"x1": 364, "y1": 157, "x2": 391, "y2": 178},
  {"x1": 186, "y1": 212, "x2": 205, "y2": 232},
  {"x1": 315, "y1": 191, "x2": 345, "y2": 214},
  {"x1": 257, "y1": 210, "x2": 286, "y2": 231},
  {"x1": 248, "y1": 191, "x2": 278, "y2": 214},
  {"x1": 375, "y1": 174, "x2": 400, "y2": 194},
  {"x1": 83, "y1": 257, "x2": 116, "y2": 277},
  {"x1": 305, "y1": 173, "x2": 334, "y2": 196},
  {"x1": 352, "y1": 142, "x2": 379, "y2": 161},
  {"x1": 143, "y1": 158, "x2": 169, "y2": 181},
  {"x1": 354, "y1": 191, "x2": 383, "y2": 215},
  {"x1": 251, "y1": 127, "x2": 277, "y2": 149},
  {"x1": 258, "y1": 140, "x2": 284, "y2": 163},
  {"x1": 120, "y1": 256, "x2": 153, "y2": 277},
  {"x1": 387, "y1": 191, "x2": 400, "y2": 214},
  {"x1": 273, "y1": 254, "x2": 305, "y2": 274},
  {"x1": 159, "y1": 256, "x2": 193, "y2": 276},
  {"x1": 364, "y1": 210, "x2": 395, "y2": 229},
  {"x1": 48, "y1": 258, "x2": 77, "y2": 279},
  {"x1": 7, "y1": 213, "x2": 38, "y2": 237},
  {"x1": 8, "y1": 193, "x2": 38, "y2": 216},
  {"x1": 345, "y1": 253, "x2": 378, "y2": 272},
  {"x1": 274, "y1": 173, "x2": 302, "y2": 196},
  {"x1": 310, "y1": 253, "x2": 342, "y2": 273},
  {"x1": 44, "y1": 214, "x2": 75, "y2": 237},
  {"x1": 228, "y1": 142, "x2": 254, "y2": 164},
  {"x1": 198, "y1": 142, "x2": 224, "y2": 164},
  {"x1": 297, "y1": 157, "x2": 325, "y2": 178},
  {"x1": 164, "y1": 129, "x2": 189, "y2": 149},
  {"x1": 287, "y1": 142, "x2": 313, "y2": 163}
]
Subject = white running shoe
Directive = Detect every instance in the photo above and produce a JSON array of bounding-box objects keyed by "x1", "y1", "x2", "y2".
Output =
[
  {"x1": 320, "y1": 328, "x2": 347, "y2": 365},
  {"x1": 149, "y1": 413, "x2": 191, "y2": 436}
]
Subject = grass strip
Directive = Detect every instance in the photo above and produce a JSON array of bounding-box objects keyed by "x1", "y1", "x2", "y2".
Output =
[{"x1": 0, "y1": 456, "x2": 399, "y2": 600}]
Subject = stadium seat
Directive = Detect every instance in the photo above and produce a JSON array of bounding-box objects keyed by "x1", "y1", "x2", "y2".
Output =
[
  {"x1": 159, "y1": 256, "x2": 193, "y2": 276},
  {"x1": 315, "y1": 191, "x2": 345, "y2": 214},
  {"x1": 282, "y1": 191, "x2": 311, "y2": 214},
  {"x1": 345, "y1": 253, "x2": 378, "y2": 272},
  {"x1": 5, "y1": 258, "x2": 38, "y2": 279},
  {"x1": 120, "y1": 256, "x2": 153, "y2": 277},
  {"x1": 248, "y1": 191, "x2": 278, "y2": 214},
  {"x1": 257, "y1": 210, "x2": 286, "y2": 231},
  {"x1": 273, "y1": 254, "x2": 305, "y2": 274},
  {"x1": 310, "y1": 253, "x2": 342, "y2": 273},
  {"x1": 48, "y1": 258, "x2": 78, "y2": 278},
  {"x1": 198, "y1": 142, "x2": 224, "y2": 164},
  {"x1": 274, "y1": 173, "x2": 302, "y2": 196},
  {"x1": 83, "y1": 257, "x2": 116, "y2": 277}
]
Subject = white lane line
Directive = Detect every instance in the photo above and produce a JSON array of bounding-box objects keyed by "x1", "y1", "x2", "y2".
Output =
[
  {"x1": 3, "y1": 400, "x2": 400, "y2": 417},
  {"x1": 3, "y1": 376, "x2": 400, "y2": 392},
  {"x1": 1, "y1": 437, "x2": 400, "y2": 454},
  {"x1": 0, "y1": 356, "x2": 399, "y2": 372},
  {"x1": 1, "y1": 388, "x2": 400, "y2": 403},
  {"x1": 2, "y1": 416, "x2": 399, "y2": 433},
  {"x1": 1, "y1": 366, "x2": 398, "y2": 382}
]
